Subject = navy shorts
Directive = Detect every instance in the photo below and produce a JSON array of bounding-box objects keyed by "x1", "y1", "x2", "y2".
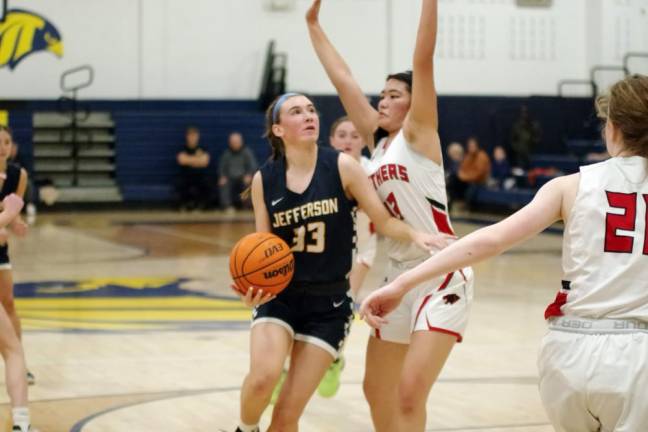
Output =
[{"x1": 252, "y1": 281, "x2": 354, "y2": 358}]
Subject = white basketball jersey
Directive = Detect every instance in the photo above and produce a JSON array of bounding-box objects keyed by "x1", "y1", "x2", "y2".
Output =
[
  {"x1": 367, "y1": 130, "x2": 454, "y2": 262},
  {"x1": 557, "y1": 156, "x2": 648, "y2": 320}
]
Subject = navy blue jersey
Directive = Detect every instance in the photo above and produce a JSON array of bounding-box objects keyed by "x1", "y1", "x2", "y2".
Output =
[
  {"x1": 0, "y1": 163, "x2": 21, "y2": 199},
  {"x1": 260, "y1": 147, "x2": 356, "y2": 284}
]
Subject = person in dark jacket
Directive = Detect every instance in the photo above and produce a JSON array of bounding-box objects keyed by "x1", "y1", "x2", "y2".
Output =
[
  {"x1": 218, "y1": 132, "x2": 257, "y2": 213},
  {"x1": 176, "y1": 126, "x2": 211, "y2": 210}
]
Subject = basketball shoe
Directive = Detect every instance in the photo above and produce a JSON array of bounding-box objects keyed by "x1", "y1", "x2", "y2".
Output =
[{"x1": 317, "y1": 355, "x2": 345, "y2": 398}]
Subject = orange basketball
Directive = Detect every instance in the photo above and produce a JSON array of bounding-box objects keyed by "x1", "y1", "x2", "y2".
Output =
[{"x1": 229, "y1": 232, "x2": 294, "y2": 296}]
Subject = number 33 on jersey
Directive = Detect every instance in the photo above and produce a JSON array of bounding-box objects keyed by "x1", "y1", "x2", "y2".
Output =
[{"x1": 260, "y1": 147, "x2": 357, "y2": 283}]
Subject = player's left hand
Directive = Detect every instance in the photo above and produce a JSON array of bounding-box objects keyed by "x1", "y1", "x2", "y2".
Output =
[
  {"x1": 359, "y1": 282, "x2": 406, "y2": 328},
  {"x1": 9, "y1": 217, "x2": 28, "y2": 237},
  {"x1": 231, "y1": 284, "x2": 276, "y2": 308},
  {"x1": 414, "y1": 231, "x2": 456, "y2": 252}
]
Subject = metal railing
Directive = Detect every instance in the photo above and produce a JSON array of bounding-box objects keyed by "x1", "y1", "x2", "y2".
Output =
[{"x1": 58, "y1": 65, "x2": 95, "y2": 186}]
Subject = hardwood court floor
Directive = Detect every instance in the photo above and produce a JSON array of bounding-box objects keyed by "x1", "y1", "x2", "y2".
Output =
[{"x1": 0, "y1": 209, "x2": 562, "y2": 431}]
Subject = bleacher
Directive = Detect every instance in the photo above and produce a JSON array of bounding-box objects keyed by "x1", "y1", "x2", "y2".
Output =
[
  {"x1": 472, "y1": 138, "x2": 605, "y2": 210},
  {"x1": 114, "y1": 109, "x2": 269, "y2": 203}
]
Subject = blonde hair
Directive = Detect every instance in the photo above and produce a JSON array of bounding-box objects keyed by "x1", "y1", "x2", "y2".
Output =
[{"x1": 596, "y1": 74, "x2": 648, "y2": 157}]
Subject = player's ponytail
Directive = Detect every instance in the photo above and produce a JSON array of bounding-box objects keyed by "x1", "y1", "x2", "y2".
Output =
[
  {"x1": 596, "y1": 74, "x2": 648, "y2": 158},
  {"x1": 241, "y1": 95, "x2": 294, "y2": 201}
]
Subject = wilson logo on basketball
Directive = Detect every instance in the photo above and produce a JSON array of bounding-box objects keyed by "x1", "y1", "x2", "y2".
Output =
[
  {"x1": 0, "y1": 8, "x2": 63, "y2": 70},
  {"x1": 264, "y1": 261, "x2": 295, "y2": 280},
  {"x1": 264, "y1": 243, "x2": 285, "y2": 258}
]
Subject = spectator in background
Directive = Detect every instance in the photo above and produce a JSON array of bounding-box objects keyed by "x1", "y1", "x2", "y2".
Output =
[
  {"x1": 445, "y1": 142, "x2": 464, "y2": 211},
  {"x1": 458, "y1": 136, "x2": 491, "y2": 209},
  {"x1": 218, "y1": 132, "x2": 257, "y2": 214},
  {"x1": 458, "y1": 137, "x2": 491, "y2": 186},
  {"x1": 176, "y1": 126, "x2": 211, "y2": 211},
  {"x1": 490, "y1": 145, "x2": 513, "y2": 189},
  {"x1": 8, "y1": 142, "x2": 36, "y2": 224},
  {"x1": 510, "y1": 105, "x2": 541, "y2": 169}
]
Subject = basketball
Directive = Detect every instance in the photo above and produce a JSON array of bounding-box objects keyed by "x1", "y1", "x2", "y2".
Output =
[{"x1": 229, "y1": 232, "x2": 295, "y2": 296}]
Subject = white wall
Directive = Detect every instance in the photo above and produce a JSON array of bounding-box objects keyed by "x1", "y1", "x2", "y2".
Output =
[{"x1": 0, "y1": 0, "x2": 646, "y2": 99}]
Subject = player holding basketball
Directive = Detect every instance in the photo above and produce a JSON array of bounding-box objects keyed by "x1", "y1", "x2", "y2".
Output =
[
  {"x1": 362, "y1": 74, "x2": 648, "y2": 432},
  {"x1": 231, "y1": 93, "x2": 450, "y2": 432},
  {"x1": 267, "y1": 115, "x2": 377, "y2": 404},
  {"x1": 307, "y1": 1, "x2": 473, "y2": 430}
]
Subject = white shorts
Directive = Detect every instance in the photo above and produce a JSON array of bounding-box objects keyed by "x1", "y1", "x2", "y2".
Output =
[
  {"x1": 370, "y1": 259, "x2": 474, "y2": 344},
  {"x1": 356, "y1": 211, "x2": 377, "y2": 267},
  {"x1": 538, "y1": 318, "x2": 648, "y2": 432}
]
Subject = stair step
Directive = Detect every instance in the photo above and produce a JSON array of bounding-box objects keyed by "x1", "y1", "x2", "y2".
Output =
[
  {"x1": 33, "y1": 131, "x2": 114, "y2": 143},
  {"x1": 56, "y1": 186, "x2": 122, "y2": 203},
  {"x1": 33, "y1": 112, "x2": 115, "y2": 129}
]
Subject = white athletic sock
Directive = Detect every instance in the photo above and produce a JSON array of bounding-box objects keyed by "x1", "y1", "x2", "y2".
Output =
[
  {"x1": 237, "y1": 422, "x2": 259, "y2": 432},
  {"x1": 12, "y1": 407, "x2": 30, "y2": 431}
]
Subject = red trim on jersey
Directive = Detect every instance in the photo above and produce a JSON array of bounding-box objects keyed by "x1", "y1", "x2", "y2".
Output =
[
  {"x1": 431, "y1": 207, "x2": 455, "y2": 235},
  {"x1": 544, "y1": 292, "x2": 568, "y2": 319},
  {"x1": 375, "y1": 328, "x2": 381, "y2": 339},
  {"x1": 458, "y1": 269, "x2": 467, "y2": 282},
  {"x1": 369, "y1": 222, "x2": 376, "y2": 235},
  {"x1": 414, "y1": 294, "x2": 433, "y2": 324},
  {"x1": 426, "y1": 317, "x2": 462, "y2": 342},
  {"x1": 437, "y1": 272, "x2": 454, "y2": 291},
  {"x1": 413, "y1": 273, "x2": 454, "y2": 324}
]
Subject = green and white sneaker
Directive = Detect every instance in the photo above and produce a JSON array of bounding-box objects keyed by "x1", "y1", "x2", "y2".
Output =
[
  {"x1": 270, "y1": 369, "x2": 287, "y2": 405},
  {"x1": 317, "y1": 356, "x2": 345, "y2": 398}
]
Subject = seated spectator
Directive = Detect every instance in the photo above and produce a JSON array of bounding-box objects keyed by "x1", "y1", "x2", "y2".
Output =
[
  {"x1": 446, "y1": 142, "x2": 464, "y2": 178},
  {"x1": 445, "y1": 142, "x2": 464, "y2": 211},
  {"x1": 458, "y1": 136, "x2": 491, "y2": 209},
  {"x1": 218, "y1": 132, "x2": 257, "y2": 214},
  {"x1": 490, "y1": 145, "x2": 513, "y2": 189},
  {"x1": 176, "y1": 126, "x2": 211, "y2": 210},
  {"x1": 459, "y1": 137, "x2": 491, "y2": 185}
]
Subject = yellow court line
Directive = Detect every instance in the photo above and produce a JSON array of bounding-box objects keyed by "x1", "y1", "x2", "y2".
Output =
[{"x1": 15, "y1": 296, "x2": 244, "y2": 309}]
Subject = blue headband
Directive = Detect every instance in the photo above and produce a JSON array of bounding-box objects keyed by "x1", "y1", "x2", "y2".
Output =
[{"x1": 272, "y1": 93, "x2": 300, "y2": 124}]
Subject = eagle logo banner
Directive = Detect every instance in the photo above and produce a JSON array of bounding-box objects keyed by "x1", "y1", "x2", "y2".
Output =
[{"x1": 0, "y1": 8, "x2": 63, "y2": 70}]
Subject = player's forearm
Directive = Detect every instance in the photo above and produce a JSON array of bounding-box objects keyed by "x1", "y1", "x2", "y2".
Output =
[
  {"x1": 395, "y1": 226, "x2": 502, "y2": 294},
  {"x1": 307, "y1": 23, "x2": 354, "y2": 89},
  {"x1": 413, "y1": 0, "x2": 438, "y2": 67},
  {"x1": 374, "y1": 217, "x2": 414, "y2": 244}
]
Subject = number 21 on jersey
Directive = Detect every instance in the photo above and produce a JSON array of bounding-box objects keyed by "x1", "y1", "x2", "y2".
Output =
[{"x1": 605, "y1": 192, "x2": 648, "y2": 254}]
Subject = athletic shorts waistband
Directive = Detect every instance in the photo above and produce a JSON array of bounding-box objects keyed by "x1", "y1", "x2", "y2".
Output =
[{"x1": 548, "y1": 316, "x2": 648, "y2": 334}]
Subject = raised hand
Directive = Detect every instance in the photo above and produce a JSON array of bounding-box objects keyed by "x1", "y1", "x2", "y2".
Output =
[{"x1": 306, "y1": 0, "x2": 322, "y2": 25}]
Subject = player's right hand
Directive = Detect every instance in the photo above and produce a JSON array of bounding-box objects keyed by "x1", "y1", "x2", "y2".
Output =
[
  {"x1": 306, "y1": 0, "x2": 322, "y2": 26},
  {"x1": 414, "y1": 231, "x2": 456, "y2": 252},
  {"x1": 231, "y1": 284, "x2": 276, "y2": 308},
  {"x1": 359, "y1": 281, "x2": 405, "y2": 329},
  {"x1": 2, "y1": 194, "x2": 24, "y2": 218}
]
